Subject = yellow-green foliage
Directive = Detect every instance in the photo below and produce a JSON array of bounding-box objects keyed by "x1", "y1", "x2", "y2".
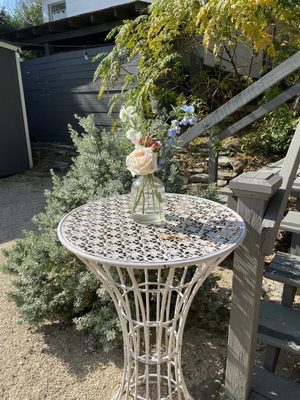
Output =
[
  {"x1": 198, "y1": 0, "x2": 300, "y2": 57},
  {"x1": 94, "y1": 0, "x2": 300, "y2": 113}
]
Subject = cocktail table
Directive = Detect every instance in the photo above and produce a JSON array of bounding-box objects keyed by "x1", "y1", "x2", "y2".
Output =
[{"x1": 57, "y1": 193, "x2": 246, "y2": 400}]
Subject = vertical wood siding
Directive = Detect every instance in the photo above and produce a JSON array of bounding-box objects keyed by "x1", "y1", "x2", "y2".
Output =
[
  {"x1": 21, "y1": 45, "x2": 135, "y2": 142},
  {"x1": 0, "y1": 46, "x2": 31, "y2": 176}
]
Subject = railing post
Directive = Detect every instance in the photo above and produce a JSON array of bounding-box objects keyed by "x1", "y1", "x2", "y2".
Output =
[
  {"x1": 208, "y1": 132, "x2": 218, "y2": 184},
  {"x1": 224, "y1": 171, "x2": 282, "y2": 400}
]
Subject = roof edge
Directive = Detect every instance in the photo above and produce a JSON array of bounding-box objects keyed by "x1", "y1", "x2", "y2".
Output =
[{"x1": 0, "y1": 40, "x2": 18, "y2": 51}]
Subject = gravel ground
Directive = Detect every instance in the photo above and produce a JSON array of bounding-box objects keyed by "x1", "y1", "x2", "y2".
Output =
[{"x1": 0, "y1": 167, "x2": 299, "y2": 400}]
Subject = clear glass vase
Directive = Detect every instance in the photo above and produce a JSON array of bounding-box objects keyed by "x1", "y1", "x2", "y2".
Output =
[{"x1": 131, "y1": 174, "x2": 165, "y2": 225}]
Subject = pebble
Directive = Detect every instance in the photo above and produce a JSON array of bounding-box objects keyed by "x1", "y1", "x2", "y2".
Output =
[
  {"x1": 217, "y1": 179, "x2": 228, "y2": 187},
  {"x1": 187, "y1": 167, "x2": 205, "y2": 174},
  {"x1": 188, "y1": 173, "x2": 209, "y2": 183},
  {"x1": 218, "y1": 170, "x2": 238, "y2": 180},
  {"x1": 231, "y1": 159, "x2": 246, "y2": 173},
  {"x1": 218, "y1": 156, "x2": 232, "y2": 167}
]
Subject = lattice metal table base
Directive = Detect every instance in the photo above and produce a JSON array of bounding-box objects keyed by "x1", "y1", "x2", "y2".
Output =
[
  {"x1": 82, "y1": 258, "x2": 226, "y2": 400},
  {"x1": 58, "y1": 194, "x2": 246, "y2": 400}
]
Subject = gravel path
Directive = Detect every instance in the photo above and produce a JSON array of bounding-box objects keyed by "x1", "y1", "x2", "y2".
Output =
[
  {"x1": 0, "y1": 169, "x2": 299, "y2": 399},
  {"x1": 0, "y1": 170, "x2": 227, "y2": 400}
]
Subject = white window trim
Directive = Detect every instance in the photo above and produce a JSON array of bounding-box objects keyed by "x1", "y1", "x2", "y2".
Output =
[{"x1": 48, "y1": 1, "x2": 67, "y2": 22}]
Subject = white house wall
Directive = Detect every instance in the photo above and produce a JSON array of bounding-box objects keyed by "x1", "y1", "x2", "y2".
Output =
[{"x1": 42, "y1": 0, "x2": 149, "y2": 22}]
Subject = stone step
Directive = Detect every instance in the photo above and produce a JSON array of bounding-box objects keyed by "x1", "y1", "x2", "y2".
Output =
[
  {"x1": 257, "y1": 301, "x2": 300, "y2": 354},
  {"x1": 291, "y1": 176, "x2": 300, "y2": 197},
  {"x1": 280, "y1": 211, "x2": 300, "y2": 234},
  {"x1": 250, "y1": 366, "x2": 300, "y2": 400},
  {"x1": 265, "y1": 251, "x2": 300, "y2": 288}
]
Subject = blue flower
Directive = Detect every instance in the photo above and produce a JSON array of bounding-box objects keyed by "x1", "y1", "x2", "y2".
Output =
[
  {"x1": 188, "y1": 116, "x2": 197, "y2": 125},
  {"x1": 179, "y1": 117, "x2": 190, "y2": 126},
  {"x1": 168, "y1": 138, "x2": 175, "y2": 145},
  {"x1": 168, "y1": 128, "x2": 178, "y2": 137},
  {"x1": 180, "y1": 105, "x2": 195, "y2": 113},
  {"x1": 157, "y1": 159, "x2": 165, "y2": 171}
]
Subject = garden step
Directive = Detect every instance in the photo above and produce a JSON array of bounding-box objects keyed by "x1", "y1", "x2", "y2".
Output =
[
  {"x1": 291, "y1": 176, "x2": 300, "y2": 197},
  {"x1": 250, "y1": 366, "x2": 300, "y2": 400},
  {"x1": 264, "y1": 251, "x2": 300, "y2": 288},
  {"x1": 257, "y1": 301, "x2": 300, "y2": 354},
  {"x1": 280, "y1": 210, "x2": 300, "y2": 234}
]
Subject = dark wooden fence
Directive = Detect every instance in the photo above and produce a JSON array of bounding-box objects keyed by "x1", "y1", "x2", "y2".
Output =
[{"x1": 21, "y1": 45, "x2": 135, "y2": 142}]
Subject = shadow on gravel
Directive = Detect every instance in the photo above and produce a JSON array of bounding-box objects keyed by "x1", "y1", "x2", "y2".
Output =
[
  {"x1": 36, "y1": 322, "x2": 227, "y2": 398},
  {"x1": 0, "y1": 173, "x2": 52, "y2": 244},
  {"x1": 37, "y1": 323, "x2": 123, "y2": 380}
]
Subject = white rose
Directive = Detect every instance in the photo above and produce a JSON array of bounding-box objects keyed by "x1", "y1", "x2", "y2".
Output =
[
  {"x1": 126, "y1": 147, "x2": 158, "y2": 176},
  {"x1": 126, "y1": 128, "x2": 142, "y2": 144}
]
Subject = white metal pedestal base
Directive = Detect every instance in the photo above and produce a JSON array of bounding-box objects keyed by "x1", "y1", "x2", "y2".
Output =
[
  {"x1": 83, "y1": 258, "x2": 219, "y2": 400},
  {"x1": 57, "y1": 195, "x2": 246, "y2": 399}
]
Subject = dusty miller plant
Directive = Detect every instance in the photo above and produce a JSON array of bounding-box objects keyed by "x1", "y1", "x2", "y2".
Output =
[
  {"x1": 2, "y1": 113, "x2": 228, "y2": 349},
  {"x1": 2, "y1": 115, "x2": 133, "y2": 351},
  {"x1": 1, "y1": 114, "x2": 182, "y2": 350}
]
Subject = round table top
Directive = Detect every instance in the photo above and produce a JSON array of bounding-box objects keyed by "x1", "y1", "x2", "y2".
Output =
[{"x1": 57, "y1": 194, "x2": 246, "y2": 268}]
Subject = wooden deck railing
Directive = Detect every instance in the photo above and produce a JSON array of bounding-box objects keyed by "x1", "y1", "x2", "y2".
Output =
[
  {"x1": 179, "y1": 51, "x2": 300, "y2": 400},
  {"x1": 225, "y1": 121, "x2": 300, "y2": 400},
  {"x1": 179, "y1": 51, "x2": 300, "y2": 183}
]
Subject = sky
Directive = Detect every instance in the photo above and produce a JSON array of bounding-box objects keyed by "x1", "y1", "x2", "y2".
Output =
[{"x1": 0, "y1": 0, "x2": 18, "y2": 12}]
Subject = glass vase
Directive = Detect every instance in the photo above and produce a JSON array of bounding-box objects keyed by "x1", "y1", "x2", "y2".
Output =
[{"x1": 131, "y1": 174, "x2": 165, "y2": 225}]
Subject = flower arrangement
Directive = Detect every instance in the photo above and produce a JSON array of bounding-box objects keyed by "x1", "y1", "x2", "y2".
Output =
[{"x1": 119, "y1": 105, "x2": 197, "y2": 224}]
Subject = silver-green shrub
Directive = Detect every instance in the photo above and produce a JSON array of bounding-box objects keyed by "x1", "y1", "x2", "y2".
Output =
[
  {"x1": 2, "y1": 115, "x2": 131, "y2": 350},
  {"x1": 2, "y1": 114, "x2": 228, "y2": 349},
  {"x1": 2, "y1": 115, "x2": 182, "y2": 351}
]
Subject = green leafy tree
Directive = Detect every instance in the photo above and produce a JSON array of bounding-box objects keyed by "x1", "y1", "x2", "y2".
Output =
[
  {"x1": 13, "y1": 0, "x2": 42, "y2": 28},
  {"x1": 94, "y1": 0, "x2": 300, "y2": 114},
  {"x1": 0, "y1": 7, "x2": 17, "y2": 33},
  {"x1": 0, "y1": 1, "x2": 42, "y2": 34}
]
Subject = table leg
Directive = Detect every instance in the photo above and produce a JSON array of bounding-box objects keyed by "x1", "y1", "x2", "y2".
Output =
[{"x1": 83, "y1": 259, "x2": 218, "y2": 400}]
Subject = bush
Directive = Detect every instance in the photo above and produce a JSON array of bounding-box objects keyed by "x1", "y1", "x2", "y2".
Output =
[
  {"x1": 2, "y1": 114, "x2": 225, "y2": 350},
  {"x1": 241, "y1": 103, "x2": 300, "y2": 157},
  {"x1": 2, "y1": 115, "x2": 133, "y2": 351}
]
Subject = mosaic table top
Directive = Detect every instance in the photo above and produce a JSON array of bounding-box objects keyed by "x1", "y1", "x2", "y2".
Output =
[{"x1": 57, "y1": 194, "x2": 246, "y2": 268}]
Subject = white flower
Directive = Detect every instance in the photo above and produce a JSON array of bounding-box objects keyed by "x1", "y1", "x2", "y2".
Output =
[
  {"x1": 119, "y1": 106, "x2": 140, "y2": 128},
  {"x1": 171, "y1": 119, "x2": 180, "y2": 127},
  {"x1": 126, "y1": 147, "x2": 158, "y2": 176},
  {"x1": 126, "y1": 128, "x2": 142, "y2": 144},
  {"x1": 119, "y1": 107, "x2": 128, "y2": 122}
]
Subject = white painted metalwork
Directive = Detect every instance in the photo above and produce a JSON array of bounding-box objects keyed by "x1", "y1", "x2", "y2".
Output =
[{"x1": 58, "y1": 194, "x2": 246, "y2": 399}]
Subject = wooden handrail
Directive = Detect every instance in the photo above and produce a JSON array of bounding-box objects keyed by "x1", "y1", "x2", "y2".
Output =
[
  {"x1": 261, "y1": 121, "x2": 300, "y2": 254},
  {"x1": 179, "y1": 50, "x2": 300, "y2": 147},
  {"x1": 219, "y1": 83, "x2": 300, "y2": 141}
]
